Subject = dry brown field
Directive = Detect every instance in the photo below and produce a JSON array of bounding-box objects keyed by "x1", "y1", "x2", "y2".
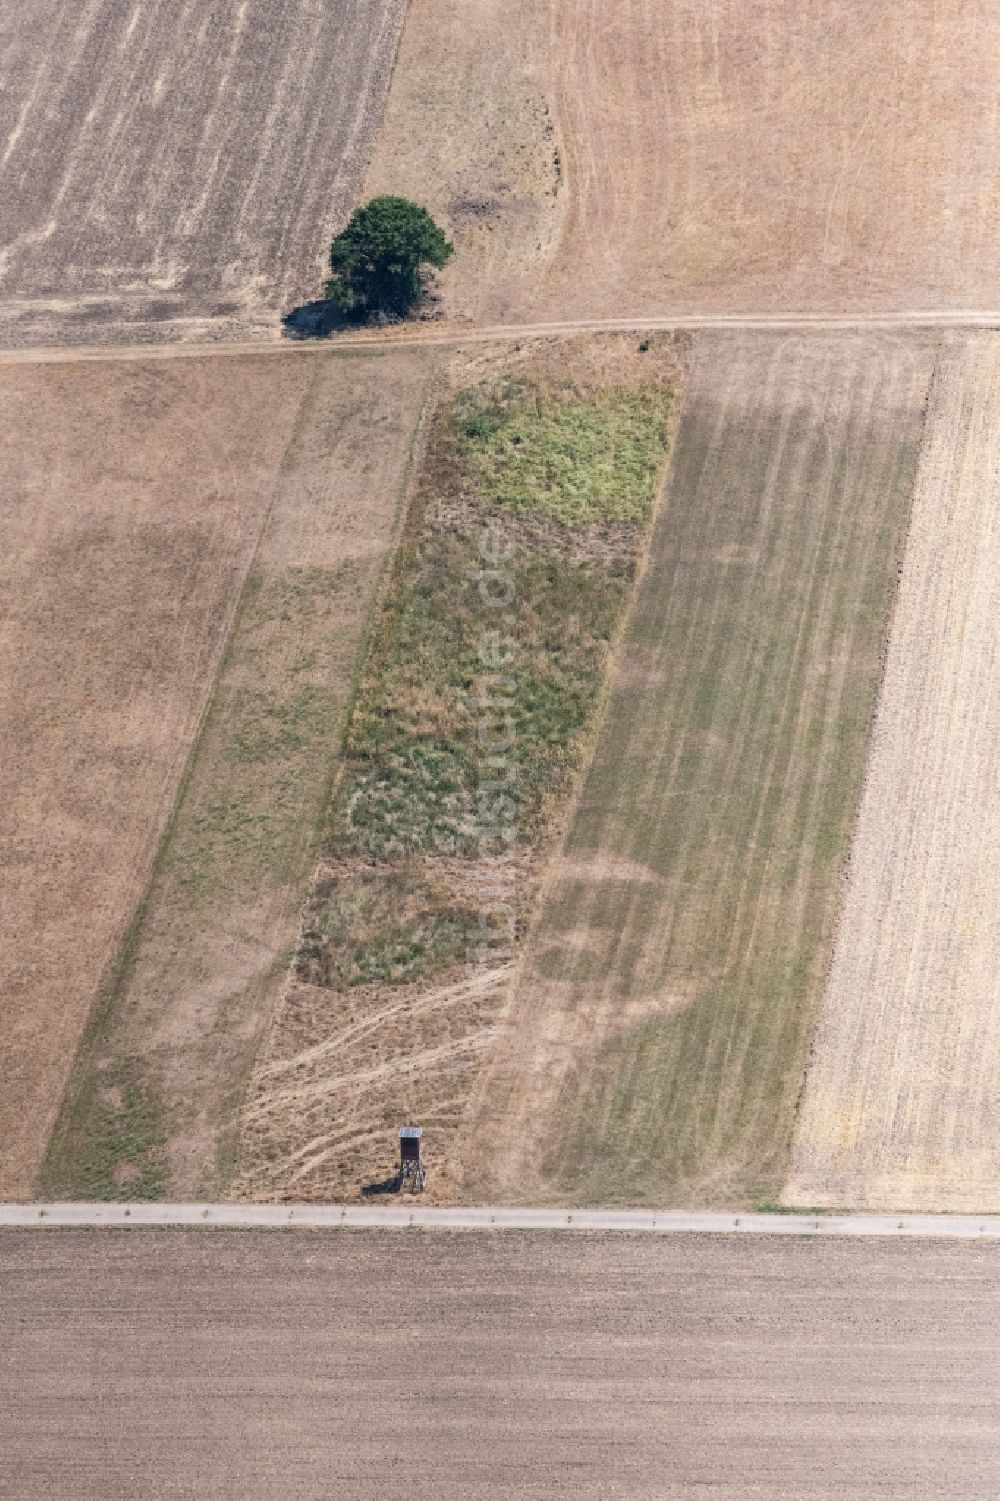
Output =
[
  {"x1": 363, "y1": 0, "x2": 562, "y2": 323},
  {"x1": 0, "y1": 0, "x2": 405, "y2": 348},
  {"x1": 785, "y1": 335, "x2": 1000, "y2": 1214},
  {"x1": 5, "y1": 1228, "x2": 1000, "y2": 1499},
  {"x1": 462, "y1": 332, "x2": 933, "y2": 1209},
  {"x1": 5, "y1": 0, "x2": 997, "y2": 1221},
  {"x1": 0, "y1": 352, "x2": 320, "y2": 1198},
  {"x1": 372, "y1": 0, "x2": 1000, "y2": 321},
  {"x1": 41, "y1": 349, "x2": 436, "y2": 1201}
]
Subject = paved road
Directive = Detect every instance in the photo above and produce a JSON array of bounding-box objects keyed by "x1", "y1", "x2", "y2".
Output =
[
  {"x1": 7, "y1": 1201, "x2": 1000, "y2": 1239},
  {"x1": 3, "y1": 1228, "x2": 1000, "y2": 1499}
]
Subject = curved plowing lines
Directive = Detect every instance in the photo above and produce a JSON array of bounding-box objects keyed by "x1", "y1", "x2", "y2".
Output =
[
  {"x1": 234, "y1": 964, "x2": 514, "y2": 1201},
  {"x1": 519, "y1": 0, "x2": 1000, "y2": 320}
]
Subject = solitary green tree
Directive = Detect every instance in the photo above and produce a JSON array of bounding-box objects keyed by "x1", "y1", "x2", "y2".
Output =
[{"x1": 325, "y1": 197, "x2": 453, "y2": 321}]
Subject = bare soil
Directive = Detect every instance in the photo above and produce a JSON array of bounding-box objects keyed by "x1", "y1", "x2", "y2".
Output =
[
  {"x1": 785, "y1": 335, "x2": 1000, "y2": 1213},
  {"x1": 0, "y1": 352, "x2": 316, "y2": 1197},
  {"x1": 375, "y1": 1, "x2": 1000, "y2": 320},
  {"x1": 4, "y1": 1228, "x2": 1000, "y2": 1500},
  {"x1": 0, "y1": 0, "x2": 406, "y2": 347}
]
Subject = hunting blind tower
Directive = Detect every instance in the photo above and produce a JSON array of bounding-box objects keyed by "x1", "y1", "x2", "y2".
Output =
[{"x1": 398, "y1": 1126, "x2": 426, "y2": 1193}]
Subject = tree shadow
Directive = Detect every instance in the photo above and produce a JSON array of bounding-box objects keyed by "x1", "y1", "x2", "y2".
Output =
[
  {"x1": 280, "y1": 299, "x2": 348, "y2": 340},
  {"x1": 282, "y1": 295, "x2": 442, "y2": 339}
]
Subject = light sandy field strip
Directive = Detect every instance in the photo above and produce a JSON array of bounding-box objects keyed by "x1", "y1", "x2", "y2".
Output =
[
  {"x1": 4, "y1": 1229, "x2": 1000, "y2": 1499},
  {"x1": 463, "y1": 331, "x2": 933, "y2": 1209},
  {"x1": 0, "y1": 353, "x2": 317, "y2": 1198},
  {"x1": 0, "y1": 0, "x2": 405, "y2": 347},
  {"x1": 786, "y1": 336, "x2": 1000, "y2": 1213},
  {"x1": 43, "y1": 350, "x2": 437, "y2": 1201}
]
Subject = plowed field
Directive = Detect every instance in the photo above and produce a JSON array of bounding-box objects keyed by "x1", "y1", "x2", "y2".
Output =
[{"x1": 4, "y1": 1229, "x2": 1000, "y2": 1500}]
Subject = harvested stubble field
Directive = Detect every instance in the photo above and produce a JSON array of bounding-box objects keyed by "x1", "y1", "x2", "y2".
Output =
[
  {"x1": 373, "y1": 0, "x2": 1000, "y2": 321},
  {"x1": 234, "y1": 335, "x2": 681, "y2": 1202},
  {"x1": 463, "y1": 332, "x2": 935, "y2": 1209},
  {"x1": 0, "y1": 352, "x2": 319, "y2": 1198},
  {"x1": 42, "y1": 350, "x2": 436, "y2": 1201},
  {"x1": 0, "y1": 0, "x2": 406, "y2": 348},
  {"x1": 786, "y1": 335, "x2": 1000, "y2": 1214}
]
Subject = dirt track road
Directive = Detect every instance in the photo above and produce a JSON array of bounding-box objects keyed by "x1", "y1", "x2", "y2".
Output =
[
  {"x1": 0, "y1": 310, "x2": 997, "y2": 369},
  {"x1": 3, "y1": 1228, "x2": 1000, "y2": 1499}
]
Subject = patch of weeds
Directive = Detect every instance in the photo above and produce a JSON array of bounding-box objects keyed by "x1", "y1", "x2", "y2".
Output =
[
  {"x1": 298, "y1": 865, "x2": 474, "y2": 988},
  {"x1": 330, "y1": 532, "x2": 636, "y2": 859},
  {"x1": 228, "y1": 685, "x2": 333, "y2": 764},
  {"x1": 242, "y1": 563, "x2": 361, "y2": 632},
  {"x1": 43, "y1": 1058, "x2": 167, "y2": 1201},
  {"x1": 169, "y1": 565, "x2": 352, "y2": 895},
  {"x1": 337, "y1": 741, "x2": 476, "y2": 859},
  {"x1": 451, "y1": 383, "x2": 670, "y2": 526},
  {"x1": 188, "y1": 792, "x2": 273, "y2": 862},
  {"x1": 308, "y1": 377, "x2": 672, "y2": 1011},
  {"x1": 754, "y1": 1200, "x2": 831, "y2": 1216}
]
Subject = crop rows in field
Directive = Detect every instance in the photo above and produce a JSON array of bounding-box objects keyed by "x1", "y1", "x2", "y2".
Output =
[
  {"x1": 463, "y1": 331, "x2": 933, "y2": 1208},
  {"x1": 0, "y1": 0, "x2": 406, "y2": 347}
]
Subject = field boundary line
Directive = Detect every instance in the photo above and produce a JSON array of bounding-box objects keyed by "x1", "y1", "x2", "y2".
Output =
[
  {"x1": 5, "y1": 1204, "x2": 1000, "y2": 1238},
  {"x1": 1, "y1": 311, "x2": 999, "y2": 368}
]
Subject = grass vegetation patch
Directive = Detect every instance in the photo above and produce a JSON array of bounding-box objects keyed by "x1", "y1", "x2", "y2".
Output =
[
  {"x1": 336, "y1": 538, "x2": 635, "y2": 860},
  {"x1": 171, "y1": 563, "x2": 356, "y2": 895},
  {"x1": 329, "y1": 383, "x2": 670, "y2": 868},
  {"x1": 453, "y1": 385, "x2": 670, "y2": 525},
  {"x1": 320, "y1": 383, "x2": 671, "y2": 935},
  {"x1": 298, "y1": 865, "x2": 476, "y2": 989},
  {"x1": 43, "y1": 1058, "x2": 167, "y2": 1202}
]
